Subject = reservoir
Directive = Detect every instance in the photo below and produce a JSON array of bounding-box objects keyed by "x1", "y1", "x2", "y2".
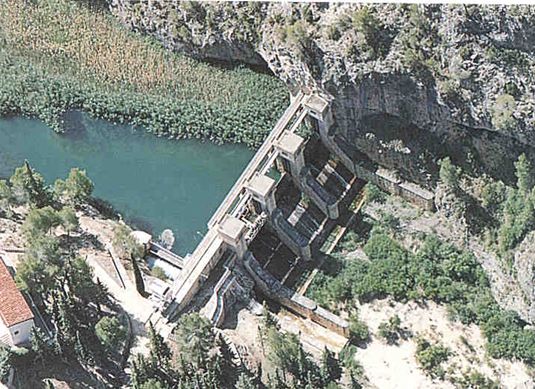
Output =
[{"x1": 0, "y1": 114, "x2": 254, "y2": 255}]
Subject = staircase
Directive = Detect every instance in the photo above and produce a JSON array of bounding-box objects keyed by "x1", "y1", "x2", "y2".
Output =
[{"x1": 0, "y1": 332, "x2": 12, "y2": 347}]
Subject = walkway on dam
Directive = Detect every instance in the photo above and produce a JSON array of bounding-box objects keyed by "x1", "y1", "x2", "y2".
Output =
[{"x1": 166, "y1": 93, "x2": 309, "y2": 312}]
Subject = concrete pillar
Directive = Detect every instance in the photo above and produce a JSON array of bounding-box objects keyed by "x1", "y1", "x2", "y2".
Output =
[
  {"x1": 274, "y1": 131, "x2": 306, "y2": 180},
  {"x1": 304, "y1": 94, "x2": 333, "y2": 136},
  {"x1": 246, "y1": 173, "x2": 277, "y2": 214},
  {"x1": 217, "y1": 215, "x2": 247, "y2": 259}
]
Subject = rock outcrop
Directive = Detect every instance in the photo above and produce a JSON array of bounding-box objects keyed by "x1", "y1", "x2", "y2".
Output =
[{"x1": 109, "y1": 2, "x2": 535, "y2": 187}]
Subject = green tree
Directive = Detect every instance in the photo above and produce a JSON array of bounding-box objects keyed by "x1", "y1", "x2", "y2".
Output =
[
  {"x1": 173, "y1": 313, "x2": 214, "y2": 366},
  {"x1": 59, "y1": 207, "x2": 79, "y2": 237},
  {"x1": 30, "y1": 327, "x2": 54, "y2": 365},
  {"x1": 0, "y1": 348, "x2": 11, "y2": 384},
  {"x1": 112, "y1": 224, "x2": 144, "y2": 259},
  {"x1": 22, "y1": 206, "x2": 62, "y2": 239},
  {"x1": 235, "y1": 372, "x2": 256, "y2": 389},
  {"x1": 10, "y1": 160, "x2": 50, "y2": 207},
  {"x1": 95, "y1": 316, "x2": 128, "y2": 352},
  {"x1": 25, "y1": 234, "x2": 61, "y2": 265},
  {"x1": 148, "y1": 323, "x2": 172, "y2": 369},
  {"x1": 66, "y1": 257, "x2": 103, "y2": 305},
  {"x1": 514, "y1": 153, "x2": 533, "y2": 194},
  {"x1": 439, "y1": 157, "x2": 461, "y2": 191},
  {"x1": 54, "y1": 168, "x2": 94, "y2": 205},
  {"x1": 16, "y1": 255, "x2": 57, "y2": 295},
  {"x1": 0, "y1": 180, "x2": 13, "y2": 217}
]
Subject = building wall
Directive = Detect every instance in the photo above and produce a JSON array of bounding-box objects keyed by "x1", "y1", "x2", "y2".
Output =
[{"x1": 8, "y1": 319, "x2": 34, "y2": 346}]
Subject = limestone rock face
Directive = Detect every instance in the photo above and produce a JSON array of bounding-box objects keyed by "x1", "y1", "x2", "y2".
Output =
[{"x1": 109, "y1": 1, "x2": 535, "y2": 187}]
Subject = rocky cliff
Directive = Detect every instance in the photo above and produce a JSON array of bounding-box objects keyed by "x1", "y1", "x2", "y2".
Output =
[
  {"x1": 109, "y1": 2, "x2": 535, "y2": 187},
  {"x1": 108, "y1": 1, "x2": 535, "y2": 321}
]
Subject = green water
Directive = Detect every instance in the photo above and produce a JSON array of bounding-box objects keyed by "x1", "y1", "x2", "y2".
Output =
[{"x1": 0, "y1": 114, "x2": 254, "y2": 255}]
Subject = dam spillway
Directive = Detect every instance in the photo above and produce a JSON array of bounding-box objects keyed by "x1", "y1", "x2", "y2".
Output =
[{"x1": 162, "y1": 92, "x2": 435, "y2": 336}]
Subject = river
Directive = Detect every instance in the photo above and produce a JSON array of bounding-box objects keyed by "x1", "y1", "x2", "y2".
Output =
[{"x1": 0, "y1": 113, "x2": 254, "y2": 255}]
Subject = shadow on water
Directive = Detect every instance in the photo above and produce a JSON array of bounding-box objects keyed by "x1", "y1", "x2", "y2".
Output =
[{"x1": 126, "y1": 215, "x2": 154, "y2": 236}]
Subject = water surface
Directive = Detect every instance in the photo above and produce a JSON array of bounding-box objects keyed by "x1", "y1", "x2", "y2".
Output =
[{"x1": 0, "y1": 114, "x2": 253, "y2": 255}]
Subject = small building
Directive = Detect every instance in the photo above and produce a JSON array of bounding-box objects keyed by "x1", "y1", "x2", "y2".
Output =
[{"x1": 0, "y1": 259, "x2": 34, "y2": 347}]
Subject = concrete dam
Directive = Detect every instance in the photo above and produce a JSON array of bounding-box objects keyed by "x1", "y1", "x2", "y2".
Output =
[{"x1": 158, "y1": 92, "x2": 434, "y2": 336}]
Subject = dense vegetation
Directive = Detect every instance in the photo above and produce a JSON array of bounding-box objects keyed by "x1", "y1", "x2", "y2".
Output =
[
  {"x1": 308, "y1": 227, "x2": 535, "y2": 366},
  {"x1": 0, "y1": 0, "x2": 288, "y2": 147},
  {"x1": 131, "y1": 310, "x2": 360, "y2": 389},
  {"x1": 0, "y1": 162, "x2": 127, "y2": 387},
  {"x1": 440, "y1": 154, "x2": 535, "y2": 262}
]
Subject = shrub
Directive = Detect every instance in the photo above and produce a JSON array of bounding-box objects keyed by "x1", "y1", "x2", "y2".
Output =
[
  {"x1": 349, "y1": 315, "x2": 370, "y2": 344},
  {"x1": 438, "y1": 157, "x2": 461, "y2": 191},
  {"x1": 491, "y1": 94, "x2": 517, "y2": 131},
  {"x1": 95, "y1": 316, "x2": 128, "y2": 352},
  {"x1": 151, "y1": 266, "x2": 168, "y2": 281},
  {"x1": 415, "y1": 338, "x2": 450, "y2": 379},
  {"x1": 309, "y1": 232, "x2": 535, "y2": 366},
  {"x1": 363, "y1": 183, "x2": 386, "y2": 204},
  {"x1": 377, "y1": 315, "x2": 403, "y2": 345}
]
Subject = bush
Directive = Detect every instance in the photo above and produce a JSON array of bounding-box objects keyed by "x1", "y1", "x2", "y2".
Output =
[
  {"x1": 377, "y1": 315, "x2": 403, "y2": 345},
  {"x1": 491, "y1": 94, "x2": 517, "y2": 131},
  {"x1": 415, "y1": 338, "x2": 450, "y2": 379},
  {"x1": 349, "y1": 315, "x2": 370, "y2": 344},
  {"x1": 95, "y1": 316, "x2": 128, "y2": 352},
  {"x1": 151, "y1": 266, "x2": 168, "y2": 281},
  {"x1": 363, "y1": 183, "x2": 386, "y2": 204},
  {"x1": 308, "y1": 231, "x2": 535, "y2": 366},
  {"x1": 438, "y1": 157, "x2": 461, "y2": 191}
]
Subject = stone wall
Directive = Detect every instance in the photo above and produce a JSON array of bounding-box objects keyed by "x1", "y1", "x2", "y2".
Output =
[{"x1": 244, "y1": 252, "x2": 350, "y2": 337}]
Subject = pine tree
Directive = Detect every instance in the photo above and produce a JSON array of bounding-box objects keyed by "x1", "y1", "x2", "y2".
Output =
[
  {"x1": 10, "y1": 160, "x2": 51, "y2": 207},
  {"x1": 74, "y1": 330, "x2": 93, "y2": 366},
  {"x1": 515, "y1": 153, "x2": 533, "y2": 194},
  {"x1": 148, "y1": 323, "x2": 171, "y2": 369},
  {"x1": 216, "y1": 333, "x2": 236, "y2": 384},
  {"x1": 439, "y1": 157, "x2": 461, "y2": 192},
  {"x1": 30, "y1": 327, "x2": 53, "y2": 366},
  {"x1": 131, "y1": 354, "x2": 153, "y2": 389}
]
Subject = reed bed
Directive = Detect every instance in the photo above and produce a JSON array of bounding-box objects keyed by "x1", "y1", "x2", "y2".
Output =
[{"x1": 0, "y1": 0, "x2": 288, "y2": 146}]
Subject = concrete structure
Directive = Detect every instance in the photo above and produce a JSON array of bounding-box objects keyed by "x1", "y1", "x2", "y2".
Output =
[
  {"x1": 218, "y1": 215, "x2": 247, "y2": 259},
  {"x1": 246, "y1": 173, "x2": 277, "y2": 213},
  {"x1": 0, "y1": 258, "x2": 34, "y2": 347},
  {"x1": 163, "y1": 92, "x2": 435, "y2": 336}
]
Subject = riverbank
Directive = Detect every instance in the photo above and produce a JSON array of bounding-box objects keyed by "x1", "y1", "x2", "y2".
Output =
[
  {"x1": 0, "y1": 115, "x2": 253, "y2": 254},
  {"x1": 0, "y1": 0, "x2": 289, "y2": 147}
]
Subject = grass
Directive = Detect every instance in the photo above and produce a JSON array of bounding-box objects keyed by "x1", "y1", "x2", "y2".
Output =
[{"x1": 0, "y1": 0, "x2": 288, "y2": 146}]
